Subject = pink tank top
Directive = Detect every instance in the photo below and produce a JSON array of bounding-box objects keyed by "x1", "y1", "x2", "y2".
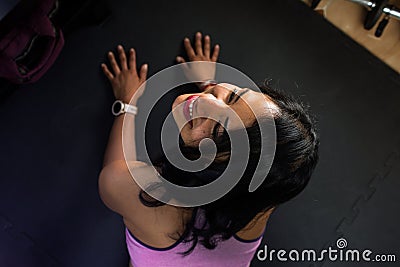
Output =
[{"x1": 125, "y1": 209, "x2": 264, "y2": 267}]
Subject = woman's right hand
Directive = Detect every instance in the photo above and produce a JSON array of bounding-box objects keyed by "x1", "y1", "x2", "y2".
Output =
[
  {"x1": 176, "y1": 32, "x2": 220, "y2": 87},
  {"x1": 101, "y1": 45, "x2": 148, "y2": 105}
]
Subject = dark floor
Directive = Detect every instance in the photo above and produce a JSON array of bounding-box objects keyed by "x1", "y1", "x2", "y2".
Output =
[{"x1": 0, "y1": 0, "x2": 399, "y2": 267}]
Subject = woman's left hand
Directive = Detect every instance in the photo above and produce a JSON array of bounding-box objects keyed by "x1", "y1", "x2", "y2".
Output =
[
  {"x1": 176, "y1": 32, "x2": 220, "y2": 87},
  {"x1": 102, "y1": 45, "x2": 148, "y2": 104}
]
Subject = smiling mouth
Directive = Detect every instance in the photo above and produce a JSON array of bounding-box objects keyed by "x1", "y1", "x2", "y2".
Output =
[{"x1": 183, "y1": 95, "x2": 200, "y2": 128}]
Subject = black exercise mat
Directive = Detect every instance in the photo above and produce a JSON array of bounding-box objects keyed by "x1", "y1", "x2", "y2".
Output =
[{"x1": 0, "y1": 0, "x2": 399, "y2": 266}]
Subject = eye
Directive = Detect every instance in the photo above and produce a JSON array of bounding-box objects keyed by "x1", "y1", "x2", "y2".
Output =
[
  {"x1": 227, "y1": 88, "x2": 238, "y2": 104},
  {"x1": 212, "y1": 120, "x2": 223, "y2": 139}
]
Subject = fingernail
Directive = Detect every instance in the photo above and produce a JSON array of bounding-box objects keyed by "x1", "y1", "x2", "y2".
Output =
[
  {"x1": 144, "y1": 64, "x2": 148, "y2": 69},
  {"x1": 184, "y1": 37, "x2": 189, "y2": 41},
  {"x1": 118, "y1": 45, "x2": 122, "y2": 49},
  {"x1": 196, "y1": 32, "x2": 201, "y2": 35}
]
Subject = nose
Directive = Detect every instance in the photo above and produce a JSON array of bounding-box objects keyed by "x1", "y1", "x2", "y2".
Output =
[
  {"x1": 191, "y1": 99, "x2": 220, "y2": 130},
  {"x1": 195, "y1": 93, "x2": 225, "y2": 117},
  {"x1": 191, "y1": 86, "x2": 229, "y2": 129},
  {"x1": 205, "y1": 83, "x2": 233, "y2": 101}
]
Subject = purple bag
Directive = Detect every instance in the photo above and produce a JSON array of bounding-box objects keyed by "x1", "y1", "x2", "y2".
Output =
[{"x1": 0, "y1": 0, "x2": 64, "y2": 84}]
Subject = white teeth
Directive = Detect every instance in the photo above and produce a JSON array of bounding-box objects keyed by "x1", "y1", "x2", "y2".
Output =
[{"x1": 189, "y1": 101, "x2": 194, "y2": 119}]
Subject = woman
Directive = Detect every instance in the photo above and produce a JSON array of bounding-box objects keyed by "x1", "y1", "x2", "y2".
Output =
[{"x1": 99, "y1": 32, "x2": 319, "y2": 267}]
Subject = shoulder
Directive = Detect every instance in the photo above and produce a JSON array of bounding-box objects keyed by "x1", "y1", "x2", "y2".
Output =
[
  {"x1": 98, "y1": 160, "x2": 161, "y2": 223},
  {"x1": 98, "y1": 161, "x2": 186, "y2": 242},
  {"x1": 98, "y1": 160, "x2": 144, "y2": 215}
]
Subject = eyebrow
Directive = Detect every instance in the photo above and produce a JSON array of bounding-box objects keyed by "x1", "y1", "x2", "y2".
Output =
[{"x1": 232, "y1": 88, "x2": 250, "y2": 104}]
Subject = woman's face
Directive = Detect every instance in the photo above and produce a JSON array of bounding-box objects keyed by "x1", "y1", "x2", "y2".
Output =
[{"x1": 172, "y1": 83, "x2": 278, "y2": 146}]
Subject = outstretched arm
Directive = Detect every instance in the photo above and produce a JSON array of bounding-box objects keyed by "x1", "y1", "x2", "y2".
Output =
[
  {"x1": 101, "y1": 45, "x2": 148, "y2": 167},
  {"x1": 99, "y1": 46, "x2": 156, "y2": 221}
]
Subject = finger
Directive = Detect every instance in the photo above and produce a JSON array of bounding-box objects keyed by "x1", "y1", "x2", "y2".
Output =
[
  {"x1": 176, "y1": 56, "x2": 186, "y2": 63},
  {"x1": 108, "y1": 51, "x2": 120, "y2": 74},
  {"x1": 139, "y1": 64, "x2": 148, "y2": 82},
  {"x1": 195, "y1": 32, "x2": 203, "y2": 55},
  {"x1": 129, "y1": 48, "x2": 137, "y2": 73},
  {"x1": 183, "y1": 37, "x2": 195, "y2": 59},
  {"x1": 211, "y1": 44, "x2": 220, "y2": 62},
  {"x1": 204, "y1": 35, "x2": 211, "y2": 58},
  {"x1": 101, "y1": 63, "x2": 114, "y2": 80},
  {"x1": 118, "y1": 45, "x2": 128, "y2": 70},
  {"x1": 176, "y1": 56, "x2": 189, "y2": 71}
]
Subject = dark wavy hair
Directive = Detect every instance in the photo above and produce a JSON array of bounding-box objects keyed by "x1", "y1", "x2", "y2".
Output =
[{"x1": 139, "y1": 82, "x2": 320, "y2": 255}]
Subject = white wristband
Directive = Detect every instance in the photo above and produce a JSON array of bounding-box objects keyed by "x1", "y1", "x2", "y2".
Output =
[{"x1": 111, "y1": 100, "x2": 138, "y2": 116}]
